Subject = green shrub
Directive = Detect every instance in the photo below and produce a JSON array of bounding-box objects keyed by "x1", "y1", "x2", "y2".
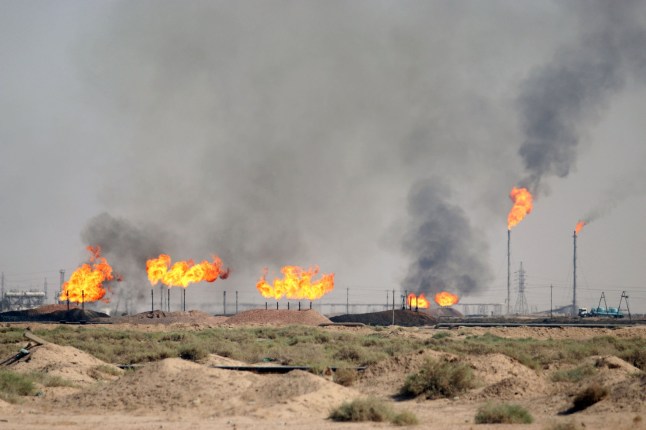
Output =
[
  {"x1": 620, "y1": 348, "x2": 646, "y2": 371},
  {"x1": 0, "y1": 370, "x2": 36, "y2": 403},
  {"x1": 329, "y1": 397, "x2": 417, "y2": 426},
  {"x1": 551, "y1": 364, "x2": 596, "y2": 382},
  {"x1": 333, "y1": 368, "x2": 357, "y2": 387},
  {"x1": 400, "y1": 358, "x2": 475, "y2": 399},
  {"x1": 179, "y1": 344, "x2": 209, "y2": 362},
  {"x1": 571, "y1": 383, "x2": 608, "y2": 412},
  {"x1": 392, "y1": 410, "x2": 419, "y2": 426},
  {"x1": 333, "y1": 346, "x2": 363, "y2": 362},
  {"x1": 475, "y1": 402, "x2": 533, "y2": 424},
  {"x1": 29, "y1": 372, "x2": 76, "y2": 388},
  {"x1": 432, "y1": 331, "x2": 451, "y2": 340}
]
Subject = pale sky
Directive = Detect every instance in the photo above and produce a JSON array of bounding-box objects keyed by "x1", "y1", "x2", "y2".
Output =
[{"x1": 1, "y1": 1, "x2": 645, "y2": 314}]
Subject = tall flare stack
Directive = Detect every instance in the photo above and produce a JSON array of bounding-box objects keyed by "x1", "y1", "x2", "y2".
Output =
[
  {"x1": 573, "y1": 221, "x2": 586, "y2": 317},
  {"x1": 573, "y1": 230, "x2": 577, "y2": 317},
  {"x1": 506, "y1": 187, "x2": 533, "y2": 315},
  {"x1": 507, "y1": 229, "x2": 511, "y2": 315}
]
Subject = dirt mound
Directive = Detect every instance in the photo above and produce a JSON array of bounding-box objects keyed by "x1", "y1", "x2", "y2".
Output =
[
  {"x1": 8, "y1": 343, "x2": 123, "y2": 385},
  {"x1": 0, "y1": 306, "x2": 110, "y2": 323},
  {"x1": 607, "y1": 372, "x2": 646, "y2": 411},
  {"x1": 357, "y1": 349, "x2": 454, "y2": 397},
  {"x1": 112, "y1": 309, "x2": 227, "y2": 326},
  {"x1": 460, "y1": 325, "x2": 646, "y2": 340},
  {"x1": 52, "y1": 358, "x2": 357, "y2": 419},
  {"x1": 202, "y1": 353, "x2": 249, "y2": 367},
  {"x1": 428, "y1": 307, "x2": 463, "y2": 318},
  {"x1": 330, "y1": 309, "x2": 437, "y2": 326},
  {"x1": 224, "y1": 309, "x2": 332, "y2": 326}
]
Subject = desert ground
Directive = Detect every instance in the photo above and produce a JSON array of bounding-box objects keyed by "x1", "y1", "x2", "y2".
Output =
[{"x1": 0, "y1": 308, "x2": 644, "y2": 429}]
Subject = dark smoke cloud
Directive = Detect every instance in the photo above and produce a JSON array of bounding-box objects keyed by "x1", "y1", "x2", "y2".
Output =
[
  {"x1": 517, "y1": 0, "x2": 646, "y2": 194},
  {"x1": 73, "y1": 1, "x2": 530, "y2": 306},
  {"x1": 81, "y1": 213, "x2": 172, "y2": 309},
  {"x1": 401, "y1": 180, "x2": 492, "y2": 297}
]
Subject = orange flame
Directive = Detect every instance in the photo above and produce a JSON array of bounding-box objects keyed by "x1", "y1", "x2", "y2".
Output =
[
  {"x1": 434, "y1": 291, "x2": 459, "y2": 307},
  {"x1": 507, "y1": 187, "x2": 533, "y2": 230},
  {"x1": 146, "y1": 254, "x2": 228, "y2": 288},
  {"x1": 59, "y1": 246, "x2": 116, "y2": 303},
  {"x1": 407, "y1": 293, "x2": 430, "y2": 309},
  {"x1": 575, "y1": 220, "x2": 586, "y2": 235},
  {"x1": 256, "y1": 266, "x2": 334, "y2": 300}
]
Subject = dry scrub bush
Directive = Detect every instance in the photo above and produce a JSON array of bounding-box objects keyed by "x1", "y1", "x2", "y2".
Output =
[
  {"x1": 179, "y1": 344, "x2": 209, "y2": 362},
  {"x1": 333, "y1": 368, "x2": 358, "y2": 387},
  {"x1": 400, "y1": 357, "x2": 475, "y2": 399},
  {"x1": 329, "y1": 397, "x2": 418, "y2": 426},
  {"x1": 0, "y1": 369, "x2": 36, "y2": 403},
  {"x1": 551, "y1": 364, "x2": 596, "y2": 382},
  {"x1": 474, "y1": 402, "x2": 533, "y2": 424}
]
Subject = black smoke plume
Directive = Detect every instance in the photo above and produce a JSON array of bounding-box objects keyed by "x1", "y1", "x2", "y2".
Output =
[
  {"x1": 517, "y1": 0, "x2": 646, "y2": 194},
  {"x1": 81, "y1": 212, "x2": 172, "y2": 311},
  {"x1": 401, "y1": 180, "x2": 492, "y2": 298}
]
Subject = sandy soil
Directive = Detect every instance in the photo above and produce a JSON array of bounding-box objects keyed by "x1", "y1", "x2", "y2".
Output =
[{"x1": 0, "y1": 322, "x2": 644, "y2": 429}]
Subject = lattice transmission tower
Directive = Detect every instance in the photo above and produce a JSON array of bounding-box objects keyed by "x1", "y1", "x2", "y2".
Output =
[{"x1": 513, "y1": 262, "x2": 529, "y2": 315}]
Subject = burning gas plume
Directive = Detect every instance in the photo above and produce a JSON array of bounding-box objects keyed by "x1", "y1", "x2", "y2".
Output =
[
  {"x1": 434, "y1": 291, "x2": 459, "y2": 307},
  {"x1": 407, "y1": 293, "x2": 430, "y2": 309},
  {"x1": 146, "y1": 254, "x2": 229, "y2": 288},
  {"x1": 59, "y1": 246, "x2": 118, "y2": 303},
  {"x1": 507, "y1": 187, "x2": 533, "y2": 230},
  {"x1": 575, "y1": 220, "x2": 587, "y2": 235},
  {"x1": 256, "y1": 266, "x2": 334, "y2": 300}
]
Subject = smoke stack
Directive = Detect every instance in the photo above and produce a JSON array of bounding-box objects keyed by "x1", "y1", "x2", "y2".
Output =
[
  {"x1": 573, "y1": 230, "x2": 577, "y2": 317},
  {"x1": 507, "y1": 229, "x2": 511, "y2": 315}
]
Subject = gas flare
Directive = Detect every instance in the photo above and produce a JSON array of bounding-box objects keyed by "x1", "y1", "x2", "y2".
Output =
[
  {"x1": 146, "y1": 254, "x2": 228, "y2": 288},
  {"x1": 507, "y1": 187, "x2": 533, "y2": 230},
  {"x1": 575, "y1": 220, "x2": 586, "y2": 235},
  {"x1": 256, "y1": 266, "x2": 334, "y2": 300},
  {"x1": 59, "y1": 246, "x2": 116, "y2": 303},
  {"x1": 407, "y1": 293, "x2": 430, "y2": 309},
  {"x1": 434, "y1": 291, "x2": 459, "y2": 307}
]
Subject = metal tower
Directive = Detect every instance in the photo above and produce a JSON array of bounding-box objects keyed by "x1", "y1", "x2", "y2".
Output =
[
  {"x1": 573, "y1": 230, "x2": 577, "y2": 317},
  {"x1": 513, "y1": 262, "x2": 528, "y2": 315},
  {"x1": 507, "y1": 229, "x2": 511, "y2": 314}
]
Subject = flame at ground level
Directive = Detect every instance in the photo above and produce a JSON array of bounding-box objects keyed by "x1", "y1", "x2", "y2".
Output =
[
  {"x1": 256, "y1": 266, "x2": 334, "y2": 300},
  {"x1": 59, "y1": 246, "x2": 116, "y2": 303},
  {"x1": 146, "y1": 254, "x2": 228, "y2": 288},
  {"x1": 434, "y1": 291, "x2": 459, "y2": 307},
  {"x1": 407, "y1": 293, "x2": 430, "y2": 309}
]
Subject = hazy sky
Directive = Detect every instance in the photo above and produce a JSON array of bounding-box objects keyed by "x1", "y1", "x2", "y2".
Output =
[{"x1": 1, "y1": 1, "x2": 645, "y2": 314}]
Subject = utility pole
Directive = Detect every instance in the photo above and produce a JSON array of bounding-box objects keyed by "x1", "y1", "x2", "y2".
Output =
[
  {"x1": 392, "y1": 289, "x2": 395, "y2": 325},
  {"x1": 44, "y1": 278, "x2": 48, "y2": 304},
  {"x1": 223, "y1": 290, "x2": 227, "y2": 315},
  {"x1": 346, "y1": 288, "x2": 349, "y2": 315},
  {"x1": 1, "y1": 272, "x2": 4, "y2": 312},
  {"x1": 59, "y1": 270, "x2": 65, "y2": 304},
  {"x1": 550, "y1": 284, "x2": 553, "y2": 319},
  {"x1": 235, "y1": 291, "x2": 238, "y2": 314}
]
